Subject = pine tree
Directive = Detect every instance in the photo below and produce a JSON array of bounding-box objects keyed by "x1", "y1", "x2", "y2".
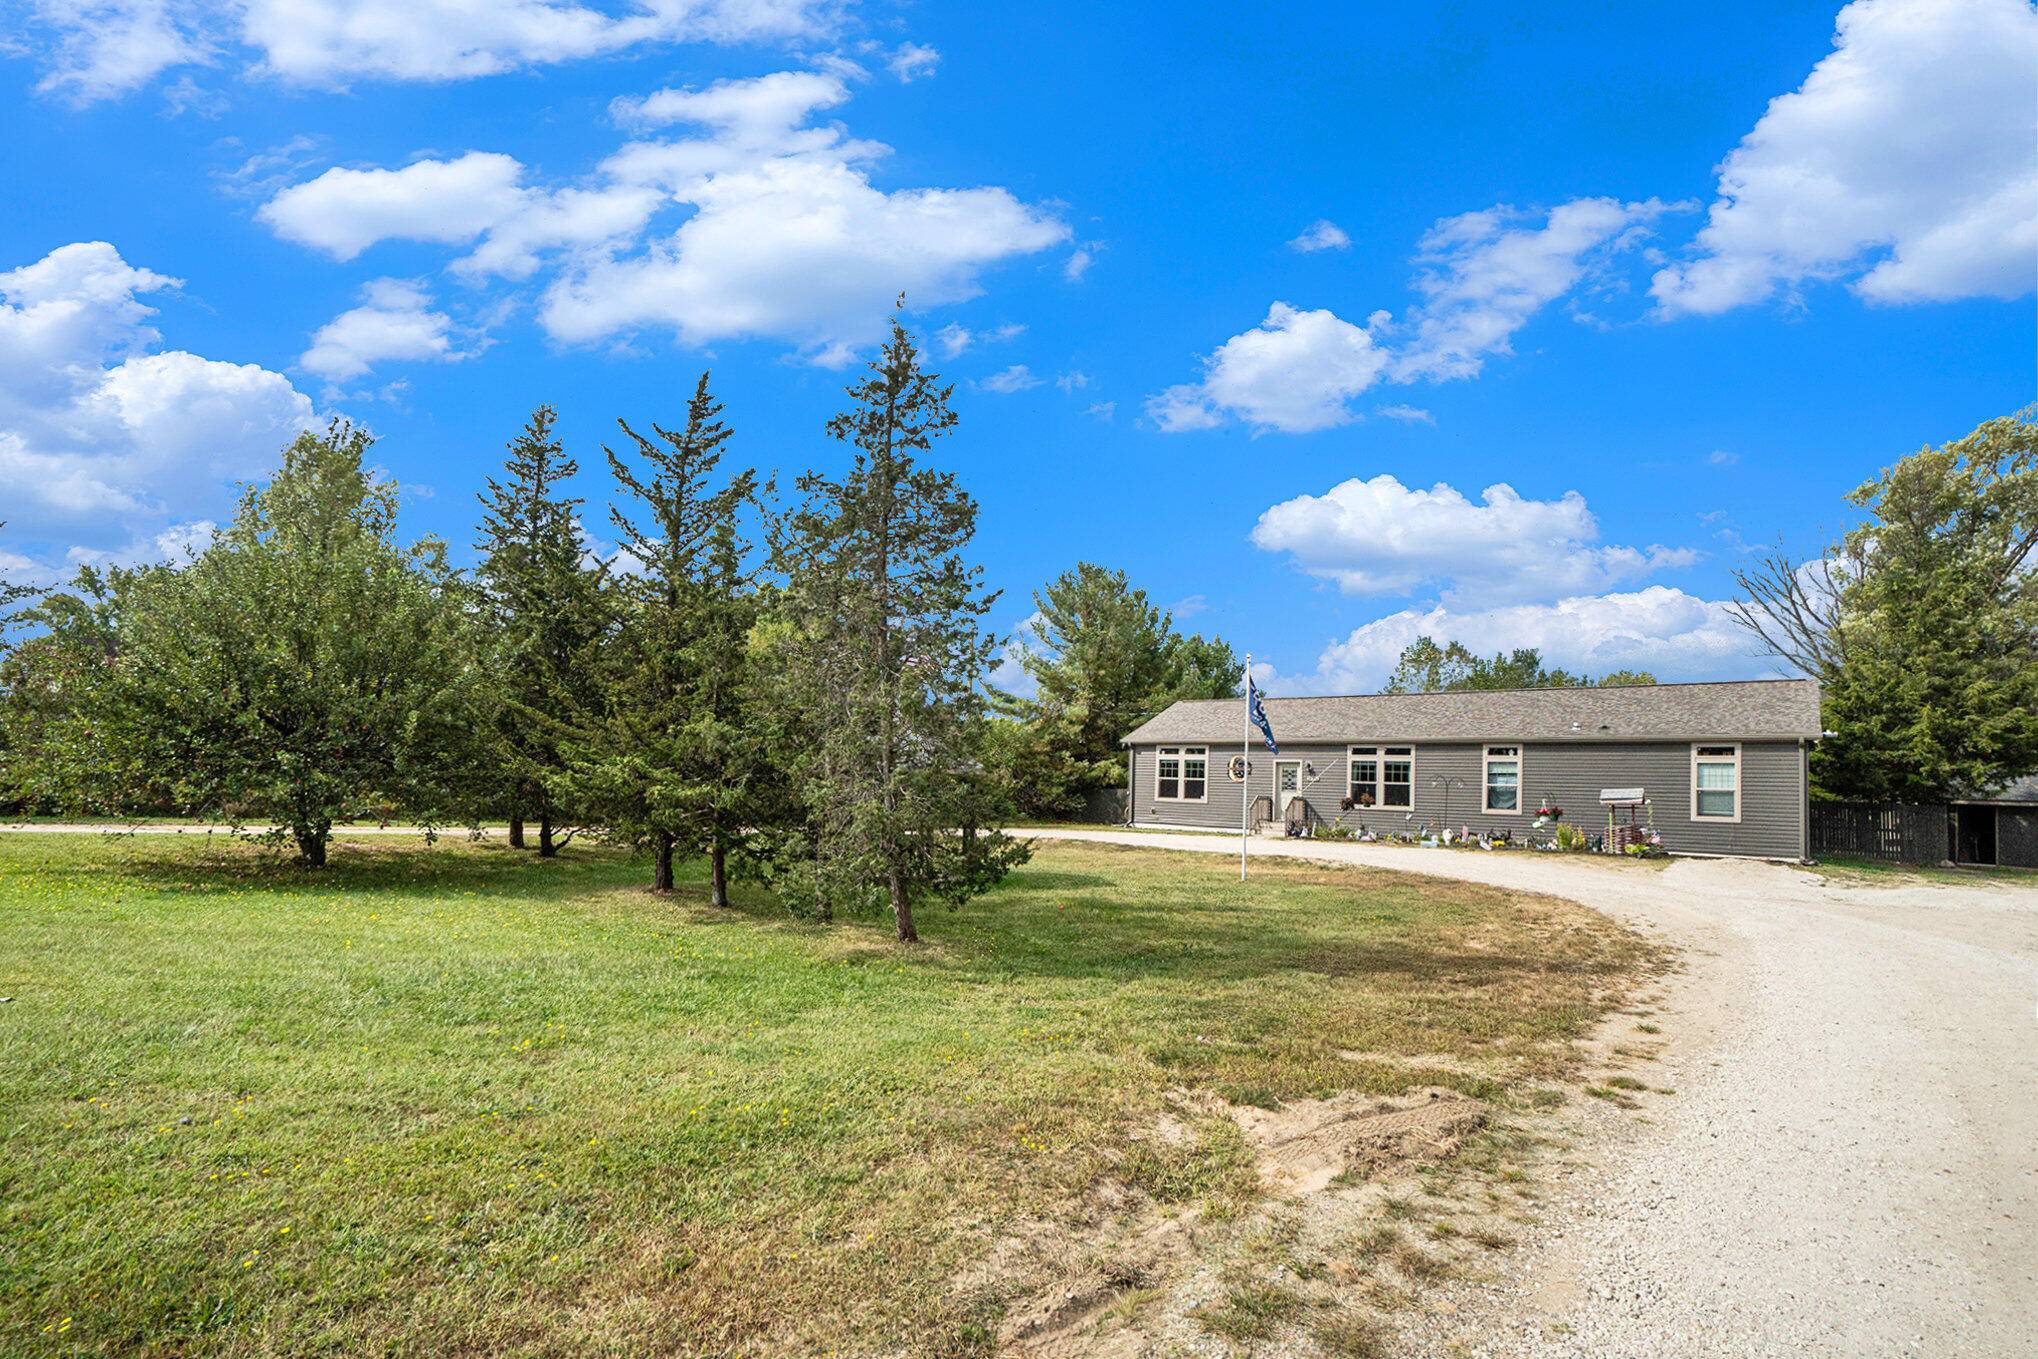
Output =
[
  {"x1": 474, "y1": 406, "x2": 608, "y2": 855},
  {"x1": 1001, "y1": 562, "x2": 1239, "y2": 815},
  {"x1": 556, "y1": 374, "x2": 767, "y2": 898},
  {"x1": 771, "y1": 318, "x2": 1025, "y2": 941}
]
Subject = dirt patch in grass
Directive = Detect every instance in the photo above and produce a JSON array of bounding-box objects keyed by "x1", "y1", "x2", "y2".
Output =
[
  {"x1": 987, "y1": 1212, "x2": 1197, "y2": 1358},
  {"x1": 1222, "y1": 1087, "x2": 1487, "y2": 1197},
  {"x1": 992, "y1": 1086, "x2": 1492, "y2": 1356}
]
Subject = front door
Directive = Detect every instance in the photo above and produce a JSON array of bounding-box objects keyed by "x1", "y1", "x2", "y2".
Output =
[{"x1": 1276, "y1": 761, "x2": 1303, "y2": 820}]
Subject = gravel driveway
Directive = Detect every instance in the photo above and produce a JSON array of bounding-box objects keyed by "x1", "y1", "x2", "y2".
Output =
[{"x1": 1030, "y1": 828, "x2": 2038, "y2": 1358}]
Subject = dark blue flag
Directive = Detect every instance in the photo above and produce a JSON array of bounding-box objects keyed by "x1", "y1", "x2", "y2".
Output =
[{"x1": 1247, "y1": 675, "x2": 1278, "y2": 754}]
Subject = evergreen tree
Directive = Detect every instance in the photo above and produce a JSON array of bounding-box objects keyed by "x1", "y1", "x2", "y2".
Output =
[
  {"x1": 56, "y1": 423, "x2": 488, "y2": 864},
  {"x1": 1164, "y1": 630, "x2": 1246, "y2": 701},
  {"x1": 474, "y1": 405, "x2": 609, "y2": 855},
  {"x1": 999, "y1": 562, "x2": 1239, "y2": 815},
  {"x1": 771, "y1": 318, "x2": 1025, "y2": 940},
  {"x1": 555, "y1": 375, "x2": 767, "y2": 899}
]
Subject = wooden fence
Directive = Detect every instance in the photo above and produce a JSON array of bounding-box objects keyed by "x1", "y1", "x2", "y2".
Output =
[
  {"x1": 1809, "y1": 801, "x2": 1948, "y2": 865},
  {"x1": 1078, "y1": 787, "x2": 1130, "y2": 824}
]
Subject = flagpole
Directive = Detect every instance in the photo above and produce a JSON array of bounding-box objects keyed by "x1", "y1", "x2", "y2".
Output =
[{"x1": 1241, "y1": 654, "x2": 1251, "y2": 882}]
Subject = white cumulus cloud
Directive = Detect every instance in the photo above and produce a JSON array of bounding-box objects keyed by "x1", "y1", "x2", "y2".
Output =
[
  {"x1": 1273, "y1": 586, "x2": 1766, "y2": 694},
  {"x1": 1147, "y1": 303, "x2": 1389, "y2": 434},
  {"x1": 542, "y1": 161, "x2": 1066, "y2": 360},
  {"x1": 934, "y1": 320, "x2": 1023, "y2": 357},
  {"x1": 258, "y1": 71, "x2": 1066, "y2": 363},
  {"x1": 609, "y1": 68, "x2": 851, "y2": 137},
  {"x1": 257, "y1": 152, "x2": 532, "y2": 260},
  {"x1": 1250, "y1": 474, "x2": 1697, "y2": 603},
  {"x1": 0, "y1": 241, "x2": 317, "y2": 557},
  {"x1": 300, "y1": 278, "x2": 466, "y2": 381},
  {"x1": 1652, "y1": 0, "x2": 2038, "y2": 315},
  {"x1": 1153, "y1": 198, "x2": 1677, "y2": 432},
  {"x1": 19, "y1": 0, "x2": 207, "y2": 102},
  {"x1": 886, "y1": 41, "x2": 939, "y2": 82},
  {"x1": 978, "y1": 364, "x2": 1040, "y2": 393},
  {"x1": 1288, "y1": 219, "x2": 1350, "y2": 252},
  {"x1": 12, "y1": 0, "x2": 844, "y2": 100}
]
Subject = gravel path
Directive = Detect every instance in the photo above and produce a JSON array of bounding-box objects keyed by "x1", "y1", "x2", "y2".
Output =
[{"x1": 1028, "y1": 828, "x2": 2038, "y2": 1358}]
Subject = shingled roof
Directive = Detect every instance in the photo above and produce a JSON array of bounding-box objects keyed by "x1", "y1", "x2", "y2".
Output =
[
  {"x1": 1962, "y1": 774, "x2": 2038, "y2": 805},
  {"x1": 1121, "y1": 678, "x2": 1822, "y2": 746}
]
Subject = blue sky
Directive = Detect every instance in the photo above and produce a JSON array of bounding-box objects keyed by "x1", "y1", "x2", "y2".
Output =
[{"x1": 2, "y1": 0, "x2": 2032, "y2": 694}]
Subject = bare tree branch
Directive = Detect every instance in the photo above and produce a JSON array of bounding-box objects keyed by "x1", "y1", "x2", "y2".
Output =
[{"x1": 1728, "y1": 544, "x2": 1856, "y2": 680}]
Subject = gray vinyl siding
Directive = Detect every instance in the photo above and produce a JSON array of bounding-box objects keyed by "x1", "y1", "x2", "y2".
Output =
[{"x1": 1130, "y1": 738, "x2": 1809, "y2": 860}]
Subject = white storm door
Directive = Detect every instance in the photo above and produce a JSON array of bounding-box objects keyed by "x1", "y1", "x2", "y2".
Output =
[{"x1": 1276, "y1": 761, "x2": 1302, "y2": 817}]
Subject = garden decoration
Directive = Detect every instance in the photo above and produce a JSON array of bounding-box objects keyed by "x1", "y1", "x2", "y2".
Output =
[{"x1": 1600, "y1": 786, "x2": 1649, "y2": 855}]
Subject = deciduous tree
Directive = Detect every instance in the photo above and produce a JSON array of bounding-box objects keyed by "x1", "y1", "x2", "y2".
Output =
[
  {"x1": 66, "y1": 422, "x2": 488, "y2": 865},
  {"x1": 0, "y1": 523, "x2": 41, "y2": 798},
  {"x1": 1733, "y1": 408, "x2": 2038, "y2": 800},
  {"x1": 1381, "y1": 637, "x2": 1653, "y2": 693},
  {"x1": 0, "y1": 563, "x2": 129, "y2": 813}
]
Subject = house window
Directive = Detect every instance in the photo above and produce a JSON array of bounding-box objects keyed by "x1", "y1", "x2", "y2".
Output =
[
  {"x1": 1692, "y1": 743, "x2": 1740, "y2": 821},
  {"x1": 1382, "y1": 747, "x2": 1413, "y2": 807},
  {"x1": 1483, "y1": 745, "x2": 1522, "y2": 813},
  {"x1": 1156, "y1": 746, "x2": 1207, "y2": 802},
  {"x1": 1349, "y1": 746, "x2": 1415, "y2": 808}
]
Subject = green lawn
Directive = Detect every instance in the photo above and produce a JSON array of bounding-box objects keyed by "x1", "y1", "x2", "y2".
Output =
[{"x1": 0, "y1": 833, "x2": 1646, "y2": 1357}]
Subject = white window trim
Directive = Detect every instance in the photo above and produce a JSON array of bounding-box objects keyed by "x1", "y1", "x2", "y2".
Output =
[
  {"x1": 1347, "y1": 744, "x2": 1416, "y2": 810},
  {"x1": 1483, "y1": 744, "x2": 1524, "y2": 815},
  {"x1": 1154, "y1": 745, "x2": 1209, "y2": 803},
  {"x1": 1690, "y1": 741, "x2": 1742, "y2": 823}
]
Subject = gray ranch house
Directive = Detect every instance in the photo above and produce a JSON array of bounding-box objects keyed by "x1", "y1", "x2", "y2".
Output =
[{"x1": 1121, "y1": 679, "x2": 1822, "y2": 861}]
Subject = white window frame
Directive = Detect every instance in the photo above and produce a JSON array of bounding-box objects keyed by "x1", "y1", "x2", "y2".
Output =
[
  {"x1": 1348, "y1": 745, "x2": 1416, "y2": 810},
  {"x1": 1483, "y1": 744, "x2": 1524, "y2": 814},
  {"x1": 1690, "y1": 742, "x2": 1742, "y2": 823},
  {"x1": 1154, "y1": 745, "x2": 1208, "y2": 803}
]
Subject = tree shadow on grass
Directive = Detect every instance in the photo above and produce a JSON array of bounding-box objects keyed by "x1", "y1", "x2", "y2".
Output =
[
  {"x1": 64, "y1": 836, "x2": 1641, "y2": 1003},
  {"x1": 83, "y1": 834, "x2": 651, "y2": 902},
  {"x1": 664, "y1": 841, "x2": 1642, "y2": 997}
]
